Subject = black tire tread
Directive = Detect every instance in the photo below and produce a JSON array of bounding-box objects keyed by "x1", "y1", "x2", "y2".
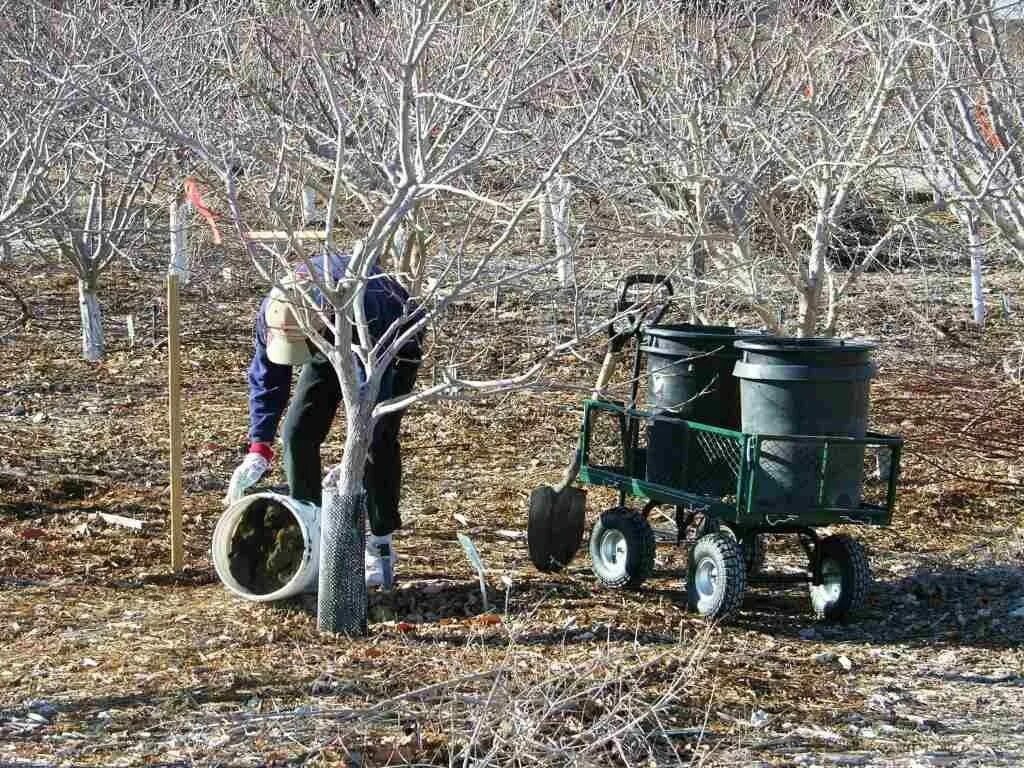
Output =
[
  {"x1": 589, "y1": 508, "x2": 656, "y2": 589},
  {"x1": 722, "y1": 526, "x2": 766, "y2": 575},
  {"x1": 687, "y1": 532, "x2": 747, "y2": 622},
  {"x1": 810, "y1": 534, "x2": 871, "y2": 621}
]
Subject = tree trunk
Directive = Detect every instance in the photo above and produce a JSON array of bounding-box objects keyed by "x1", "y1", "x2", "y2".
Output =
[
  {"x1": 688, "y1": 243, "x2": 706, "y2": 323},
  {"x1": 796, "y1": 287, "x2": 817, "y2": 338},
  {"x1": 550, "y1": 176, "x2": 574, "y2": 288},
  {"x1": 78, "y1": 277, "x2": 104, "y2": 362},
  {"x1": 798, "y1": 189, "x2": 833, "y2": 337},
  {"x1": 317, "y1": 400, "x2": 373, "y2": 635},
  {"x1": 964, "y1": 208, "x2": 986, "y2": 327}
]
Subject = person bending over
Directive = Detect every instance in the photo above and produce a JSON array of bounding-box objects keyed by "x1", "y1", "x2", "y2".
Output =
[{"x1": 225, "y1": 251, "x2": 422, "y2": 587}]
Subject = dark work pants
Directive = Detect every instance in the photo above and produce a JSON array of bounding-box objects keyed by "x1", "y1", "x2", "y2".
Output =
[{"x1": 281, "y1": 353, "x2": 419, "y2": 536}]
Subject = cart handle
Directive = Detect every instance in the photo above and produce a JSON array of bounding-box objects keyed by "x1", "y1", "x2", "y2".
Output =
[{"x1": 608, "y1": 273, "x2": 674, "y2": 351}]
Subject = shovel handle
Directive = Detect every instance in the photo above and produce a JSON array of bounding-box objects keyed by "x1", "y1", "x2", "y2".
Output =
[
  {"x1": 608, "y1": 273, "x2": 674, "y2": 351},
  {"x1": 591, "y1": 348, "x2": 621, "y2": 399},
  {"x1": 557, "y1": 274, "x2": 673, "y2": 494}
]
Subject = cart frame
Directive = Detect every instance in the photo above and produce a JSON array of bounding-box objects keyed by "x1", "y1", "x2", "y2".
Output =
[{"x1": 576, "y1": 398, "x2": 902, "y2": 534}]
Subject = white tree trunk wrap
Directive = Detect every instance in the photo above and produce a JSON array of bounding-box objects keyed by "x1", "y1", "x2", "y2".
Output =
[
  {"x1": 169, "y1": 201, "x2": 190, "y2": 284},
  {"x1": 549, "y1": 175, "x2": 574, "y2": 288},
  {"x1": 302, "y1": 185, "x2": 318, "y2": 225},
  {"x1": 78, "y1": 278, "x2": 103, "y2": 362},
  {"x1": 539, "y1": 185, "x2": 553, "y2": 247},
  {"x1": 965, "y1": 209, "x2": 986, "y2": 326}
]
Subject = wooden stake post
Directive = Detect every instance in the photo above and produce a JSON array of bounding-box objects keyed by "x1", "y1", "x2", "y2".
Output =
[{"x1": 168, "y1": 271, "x2": 184, "y2": 572}]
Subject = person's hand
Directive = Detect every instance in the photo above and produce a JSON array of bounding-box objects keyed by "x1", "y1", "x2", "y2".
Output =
[{"x1": 224, "y1": 450, "x2": 271, "y2": 506}]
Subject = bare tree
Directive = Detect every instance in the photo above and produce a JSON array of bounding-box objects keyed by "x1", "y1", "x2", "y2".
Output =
[
  {"x1": 26, "y1": 114, "x2": 167, "y2": 361},
  {"x1": 602, "y1": 1, "x2": 927, "y2": 336},
  {"x1": 42, "y1": 0, "x2": 638, "y2": 630},
  {"x1": 899, "y1": 0, "x2": 1024, "y2": 326},
  {"x1": 5, "y1": 2, "x2": 175, "y2": 361}
]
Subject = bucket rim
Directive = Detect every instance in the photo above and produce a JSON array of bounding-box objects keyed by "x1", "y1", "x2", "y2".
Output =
[
  {"x1": 213, "y1": 492, "x2": 318, "y2": 602},
  {"x1": 733, "y1": 360, "x2": 877, "y2": 382},
  {"x1": 734, "y1": 336, "x2": 876, "y2": 353},
  {"x1": 644, "y1": 323, "x2": 754, "y2": 341},
  {"x1": 639, "y1": 344, "x2": 739, "y2": 358}
]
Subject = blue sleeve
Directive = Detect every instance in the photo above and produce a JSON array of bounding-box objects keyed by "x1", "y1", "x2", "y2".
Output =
[
  {"x1": 247, "y1": 298, "x2": 293, "y2": 444},
  {"x1": 365, "y1": 275, "x2": 424, "y2": 361}
]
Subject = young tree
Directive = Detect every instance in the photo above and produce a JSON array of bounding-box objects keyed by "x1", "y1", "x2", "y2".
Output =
[
  {"x1": 6, "y1": 1, "x2": 172, "y2": 361},
  {"x1": 899, "y1": 0, "x2": 1024, "y2": 326},
  {"x1": 49, "y1": 0, "x2": 638, "y2": 631},
  {"x1": 26, "y1": 113, "x2": 166, "y2": 361}
]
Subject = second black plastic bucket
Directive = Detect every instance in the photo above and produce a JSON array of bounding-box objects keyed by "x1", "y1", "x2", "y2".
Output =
[
  {"x1": 642, "y1": 324, "x2": 749, "y2": 493},
  {"x1": 733, "y1": 337, "x2": 877, "y2": 513}
]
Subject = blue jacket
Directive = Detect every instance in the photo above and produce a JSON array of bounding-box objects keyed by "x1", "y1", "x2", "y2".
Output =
[{"x1": 247, "y1": 253, "x2": 422, "y2": 444}]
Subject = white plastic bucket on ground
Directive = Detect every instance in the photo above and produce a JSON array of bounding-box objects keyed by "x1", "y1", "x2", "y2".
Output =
[{"x1": 212, "y1": 492, "x2": 320, "y2": 602}]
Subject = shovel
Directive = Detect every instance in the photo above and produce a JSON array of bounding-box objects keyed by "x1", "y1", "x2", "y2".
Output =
[{"x1": 527, "y1": 274, "x2": 673, "y2": 573}]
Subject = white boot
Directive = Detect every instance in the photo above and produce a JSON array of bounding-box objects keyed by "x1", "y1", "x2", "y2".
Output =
[{"x1": 365, "y1": 533, "x2": 396, "y2": 589}]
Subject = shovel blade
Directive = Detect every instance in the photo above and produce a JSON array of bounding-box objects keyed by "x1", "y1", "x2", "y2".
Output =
[{"x1": 527, "y1": 485, "x2": 586, "y2": 573}]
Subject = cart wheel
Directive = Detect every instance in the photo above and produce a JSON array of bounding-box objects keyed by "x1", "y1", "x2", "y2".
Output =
[
  {"x1": 686, "y1": 532, "x2": 746, "y2": 621},
  {"x1": 808, "y1": 535, "x2": 871, "y2": 621},
  {"x1": 722, "y1": 526, "x2": 766, "y2": 575},
  {"x1": 589, "y1": 508, "x2": 655, "y2": 588}
]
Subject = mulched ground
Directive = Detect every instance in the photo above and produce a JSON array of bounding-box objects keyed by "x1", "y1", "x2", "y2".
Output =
[{"x1": 1, "y1": 254, "x2": 1023, "y2": 766}]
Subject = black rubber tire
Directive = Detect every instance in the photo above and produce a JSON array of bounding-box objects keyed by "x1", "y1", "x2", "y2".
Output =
[
  {"x1": 686, "y1": 532, "x2": 747, "y2": 621},
  {"x1": 808, "y1": 534, "x2": 871, "y2": 621},
  {"x1": 722, "y1": 526, "x2": 766, "y2": 575},
  {"x1": 588, "y1": 508, "x2": 655, "y2": 588}
]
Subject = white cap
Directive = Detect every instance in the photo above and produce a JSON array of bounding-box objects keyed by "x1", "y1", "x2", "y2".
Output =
[{"x1": 264, "y1": 282, "x2": 318, "y2": 366}]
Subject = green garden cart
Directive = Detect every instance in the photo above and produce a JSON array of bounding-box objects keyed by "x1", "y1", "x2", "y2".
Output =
[{"x1": 527, "y1": 274, "x2": 903, "y2": 622}]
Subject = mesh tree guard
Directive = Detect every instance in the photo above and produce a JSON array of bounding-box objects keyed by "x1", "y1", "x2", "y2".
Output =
[{"x1": 317, "y1": 467, "x2": 368, "y2": 635}]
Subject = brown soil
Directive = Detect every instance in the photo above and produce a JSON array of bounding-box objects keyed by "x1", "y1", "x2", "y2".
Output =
[{"x1": 228, "y1": 497, "x2": 305, "y2": 594}]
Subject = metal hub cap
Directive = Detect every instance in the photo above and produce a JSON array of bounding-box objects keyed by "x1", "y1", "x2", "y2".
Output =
[
  {"x1": 815, "y1": 559, "x2": 843, "y2": 606},
  {"x1": 597, "y1": 529, "x2": 628, "y2": 579},
  {"x1": 694, "y1": 557, "x2": 719, "y2": 601}
]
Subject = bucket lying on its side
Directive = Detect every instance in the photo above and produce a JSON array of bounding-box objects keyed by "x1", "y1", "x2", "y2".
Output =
[{"x1": 212, "y1": 492, "x2": 320, "y2": 602}]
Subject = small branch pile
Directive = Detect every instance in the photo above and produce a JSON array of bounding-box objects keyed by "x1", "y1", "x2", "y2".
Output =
[{"x1": 173, "y1": 629, "x2": 717, "y2": 766}]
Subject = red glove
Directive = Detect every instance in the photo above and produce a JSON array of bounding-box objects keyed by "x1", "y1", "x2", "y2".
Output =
[{"x1": 249, "y1": 442, "x2": 274, "y2": 462}]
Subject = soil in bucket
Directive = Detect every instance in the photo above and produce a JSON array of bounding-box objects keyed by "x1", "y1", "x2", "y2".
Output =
[{"x1": 228, "y1": 497, "x2": 305, "y2": 595}]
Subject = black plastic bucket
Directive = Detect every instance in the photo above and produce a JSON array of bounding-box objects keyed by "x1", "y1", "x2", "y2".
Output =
[
  {"x1": 732, "y1": 337, "x2": 877, "y2": 512},
  {"x1": 642, "y1": 324, "x2": 750, "y2": 493},
  {"x1": 641, "y1": 324, "x2": 747, "y2": 428}
]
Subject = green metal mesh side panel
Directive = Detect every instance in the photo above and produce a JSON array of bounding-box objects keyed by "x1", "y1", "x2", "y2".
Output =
[
  {"x1": 861, "y1": 446, "x2": 895, "y2": 508},
  {"x1": 685, "y1": 429, "x2": 742, "y2": 498},
  {"x1": 751, "y1": 438, "x2": 867, "y2": 512}
]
